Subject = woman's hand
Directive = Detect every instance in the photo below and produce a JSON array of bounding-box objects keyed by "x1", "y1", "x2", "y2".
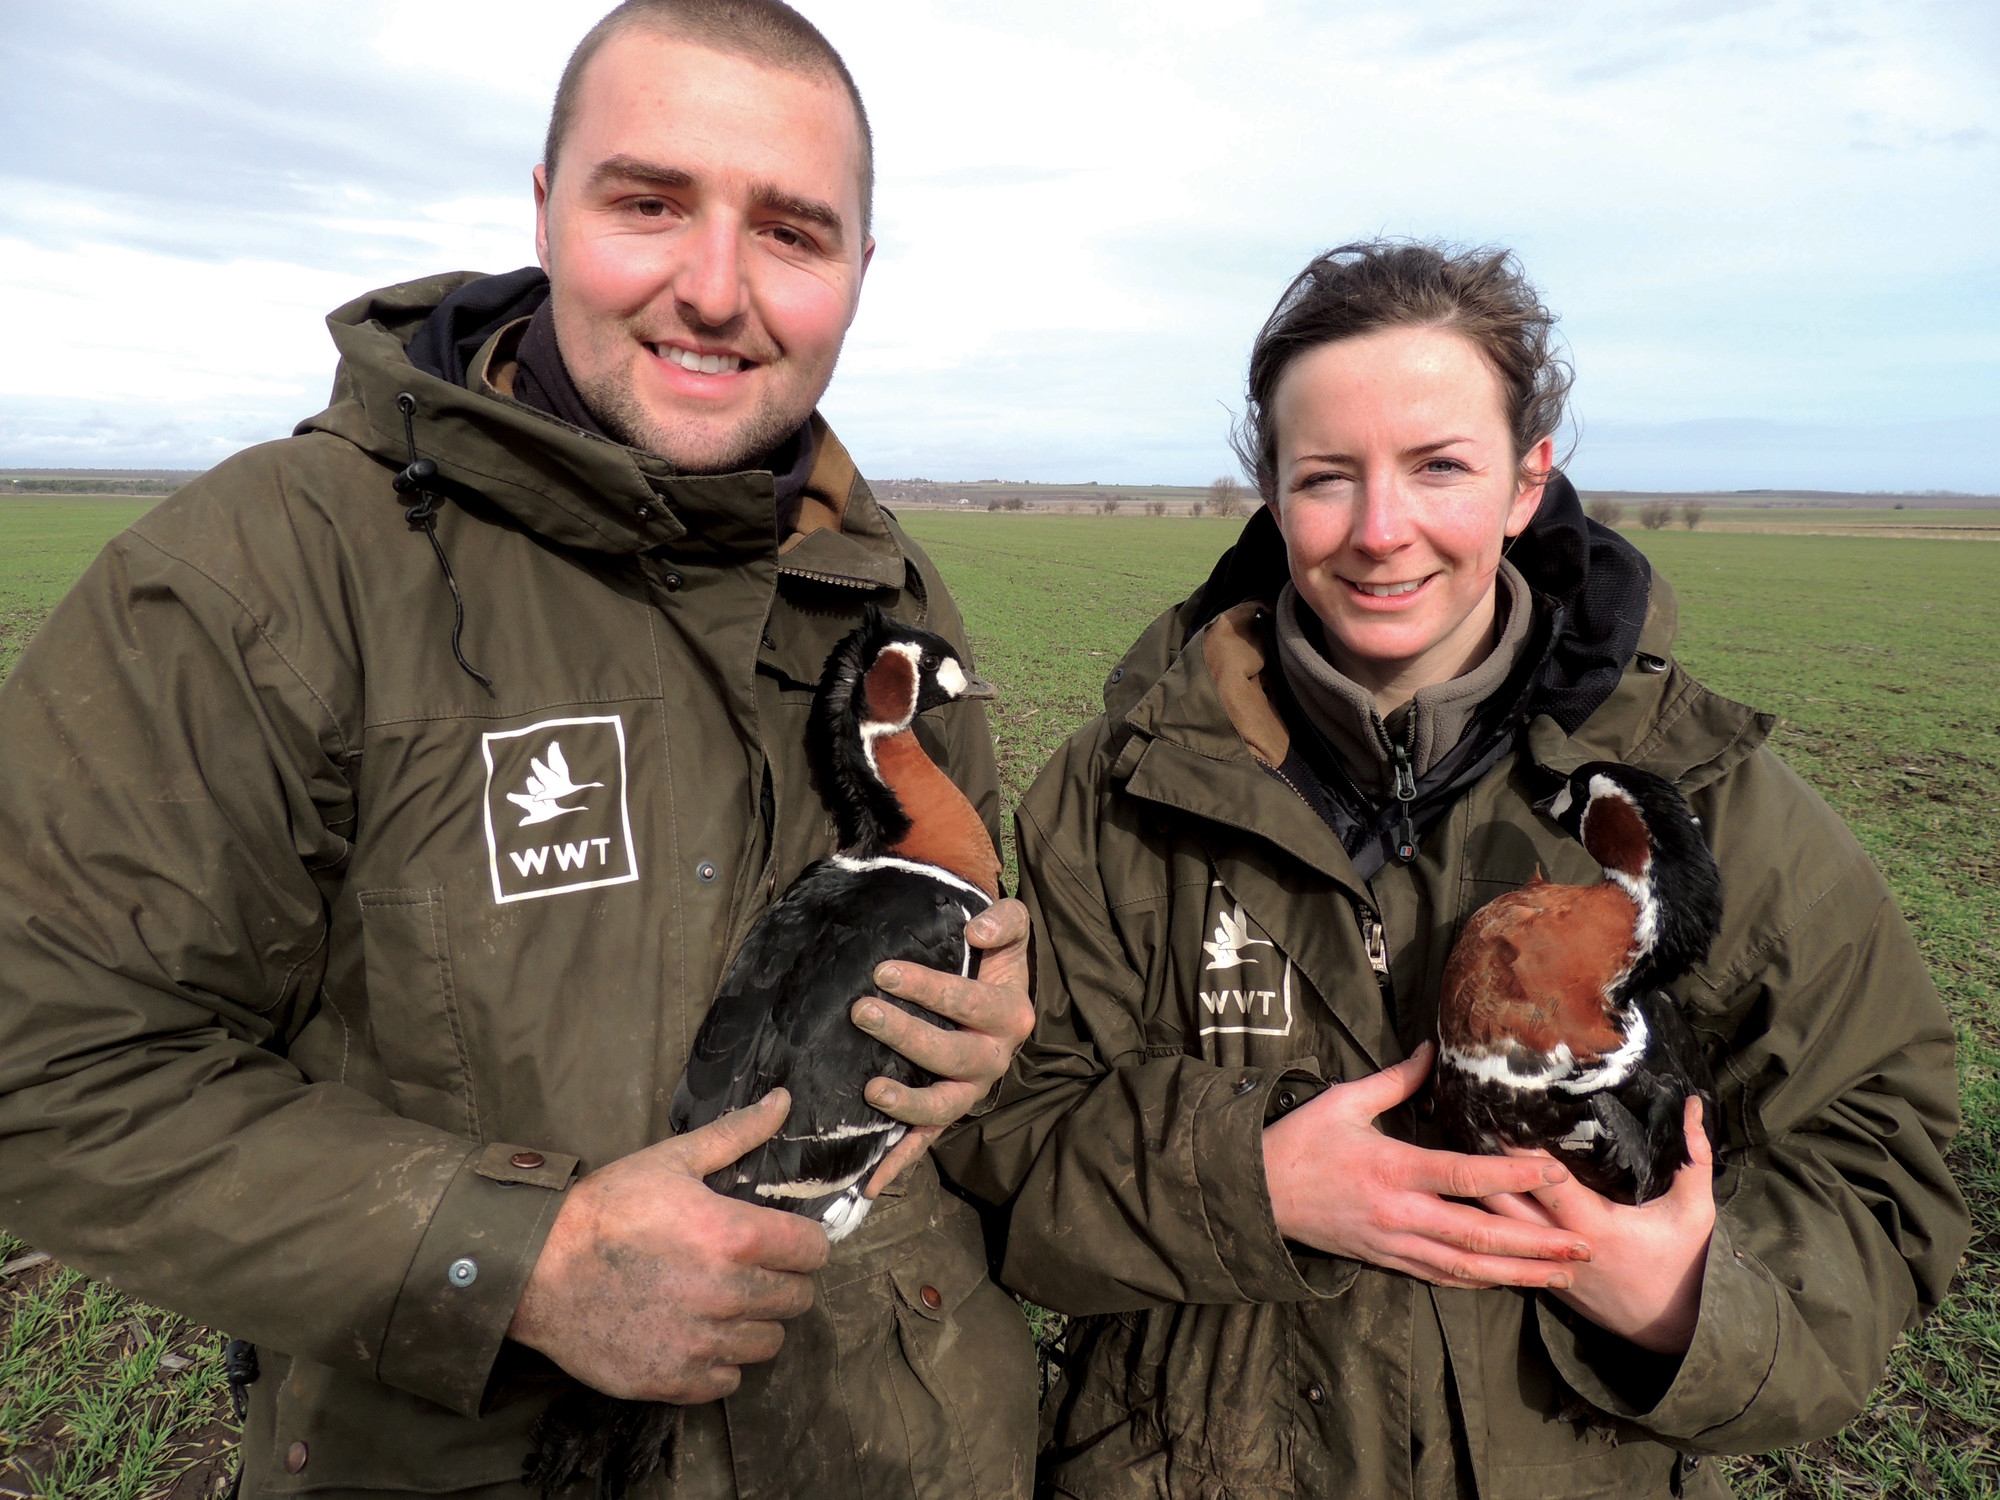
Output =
[
  {"x1": 1481, "y1": 1096, "x2": 1715, "y2": 1354},
  {"x1": 1263, "y1": 1043, "x2": 1592, "y2": 1289}
]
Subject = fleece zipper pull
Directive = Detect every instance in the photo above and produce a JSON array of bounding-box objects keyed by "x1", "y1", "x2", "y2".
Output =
[{"x1": 1391, "y1": 726, "x2": 1418, "y2": 863}]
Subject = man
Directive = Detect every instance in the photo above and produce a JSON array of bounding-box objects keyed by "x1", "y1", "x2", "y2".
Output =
[{"x1": 0, "y1": 3, "x2": 1037, "y2": 1495}]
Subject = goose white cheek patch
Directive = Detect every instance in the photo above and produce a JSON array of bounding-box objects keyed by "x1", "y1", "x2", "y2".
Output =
[{"x1": 936, "y1": 658, "x2": 967, "y2": 697}]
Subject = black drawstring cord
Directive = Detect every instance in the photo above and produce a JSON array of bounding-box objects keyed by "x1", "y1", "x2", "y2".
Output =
[{"x1": 393, "y1": 392, "x2": 492, "y2": 690}]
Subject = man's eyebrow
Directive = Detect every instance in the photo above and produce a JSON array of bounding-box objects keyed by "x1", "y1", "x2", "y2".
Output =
[
  {"x1": 750, "y1": 182, "x2": 846, "y2": 248},
  {"x1": 586, "y1": 154, "x2": 695, "y2": 193}
]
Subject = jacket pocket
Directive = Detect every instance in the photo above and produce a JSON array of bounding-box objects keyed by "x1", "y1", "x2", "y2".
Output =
[
  {"x1": 724, "y1": 1166, "x2": 1035, "y2": 1500},
  {"x1": 245, "y1": 1350, "x2": 543, "y2": 1495},
  {"x1": 355, "y1": 888, "x2": 481, "y2": 1139}
]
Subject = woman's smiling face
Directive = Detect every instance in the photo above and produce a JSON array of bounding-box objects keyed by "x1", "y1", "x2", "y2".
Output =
[{"x1": 1271, "y1": 324, "x2": 1550, "y2": 705}]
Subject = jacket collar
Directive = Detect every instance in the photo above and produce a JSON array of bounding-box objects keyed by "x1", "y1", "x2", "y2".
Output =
[
  {"x1": 297, "y1": 272, "x2": 905, "y2": 589},
  {"x1": 1113, "y1": 568, "x2": 1772, "y2": 883}
]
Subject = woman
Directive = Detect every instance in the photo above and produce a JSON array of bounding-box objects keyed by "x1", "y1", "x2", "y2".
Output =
[{"x1": 940, "y1": 243, "x2": 1967, "y2": 1497}]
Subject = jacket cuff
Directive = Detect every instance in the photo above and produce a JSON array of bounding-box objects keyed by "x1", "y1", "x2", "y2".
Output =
[
  {"x1": 1539, "y1": 1217, "x2": 1781, "y2": 1439},
  {"x1": 376, "y1": 1142, "x2": 579, "y2": 1416},
  {"x1": 1193, "y1": 1067, "x2": 1350, "y2": 1301}
]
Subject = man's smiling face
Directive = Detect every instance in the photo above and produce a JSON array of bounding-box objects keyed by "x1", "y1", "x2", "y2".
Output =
[{"x1": 534, "y1": 28, "x2": 873, "y2": 472}]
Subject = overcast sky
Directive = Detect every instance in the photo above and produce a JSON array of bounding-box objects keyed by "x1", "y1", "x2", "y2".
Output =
[{"x1": 2, "y1": 0, "x2": 1994, "y2": 490}]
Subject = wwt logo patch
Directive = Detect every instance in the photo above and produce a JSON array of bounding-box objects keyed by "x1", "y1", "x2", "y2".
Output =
[
  {"x1": 481, "y1": 716, "x2": 638, "y2": 904},
  {"x1": 1198, "y1": 885, "x2": 1295, "y2": 1038}
]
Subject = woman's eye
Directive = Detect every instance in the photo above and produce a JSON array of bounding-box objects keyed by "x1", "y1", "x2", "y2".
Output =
[{"x1": 1424, "y1": 457, "x2": 1468, "y2": 475}]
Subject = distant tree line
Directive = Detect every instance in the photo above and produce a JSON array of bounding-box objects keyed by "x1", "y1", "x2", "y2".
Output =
[
  {"x1": 1586, "y1": 498, "x2": 1708, "y2": 531},
  {"x1": 3, "y1": 478, "x2": 181, "y2": 496}
]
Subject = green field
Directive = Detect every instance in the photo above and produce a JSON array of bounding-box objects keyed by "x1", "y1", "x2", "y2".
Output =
[
  {"x1": 0, "y1": 499, "x2": 159, "y2": 681},
  {"x1": 3, "y1": 502, "x2": 1997, "y2": 1497}
]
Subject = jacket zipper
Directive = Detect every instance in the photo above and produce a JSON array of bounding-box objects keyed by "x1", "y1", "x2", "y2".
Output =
[
  {"x1": 1391, "y1": 722, "x2": 1418, "y2": 863},
  {"x1": 1363, "y1": 917, "x2": 1390, "y2": 981}
]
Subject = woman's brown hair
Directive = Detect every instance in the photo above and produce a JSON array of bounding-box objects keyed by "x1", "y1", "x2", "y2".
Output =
[{"x1": 1230, "y1": 240, "x2": 1572, "y2": 499}]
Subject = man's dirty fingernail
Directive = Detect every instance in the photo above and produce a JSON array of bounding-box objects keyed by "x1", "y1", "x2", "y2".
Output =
[
  {"x1": 1547, "y1": 1273, "x2": 1572, "y2": 1290},
  {"x1": 856, "y1": 1002, "x2": 883, "y2": 1026},
  {"x1": 1541, "y1": 1164, "x2": 1568, "y2": 1184},
  {"x1": 875, "y1": 965, "x2": 902, "y2": 988},
  {"x1": 1568, "y1": 1244, "x2": 1592, "y2": 1262}
]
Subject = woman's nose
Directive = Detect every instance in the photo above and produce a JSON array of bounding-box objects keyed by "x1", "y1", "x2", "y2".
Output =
[{"x1": 1350, "y1": 473, "x2": 1414, "y2": 555}]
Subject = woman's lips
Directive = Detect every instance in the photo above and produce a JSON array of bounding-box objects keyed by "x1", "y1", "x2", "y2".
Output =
[{"x1": 1342, "y1": 573, "x2": 1438, "y2": 606}]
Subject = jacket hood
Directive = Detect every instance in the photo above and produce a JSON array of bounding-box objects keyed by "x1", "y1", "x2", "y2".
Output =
[{"x1": 295, "y1": 271, "x2": 903, "y2": 589}]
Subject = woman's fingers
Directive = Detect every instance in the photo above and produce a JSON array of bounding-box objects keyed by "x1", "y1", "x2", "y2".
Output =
[
  {"x1": 1329, "y1": 1041, "x2": 1436, "y2": 1119},
  {"x1": 1396, "y1": 1193, "x2": 1592, "y2": 1264},
  {"x1": 1376, "y1": 1232, "x2": 1577, "y2": 1291},
  {"x1": 1684, "y1": 1095, "x2": 1713, "y2": 1170}
]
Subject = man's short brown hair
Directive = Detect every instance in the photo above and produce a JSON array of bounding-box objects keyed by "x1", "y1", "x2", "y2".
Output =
[{"x1": 544, "y1": 0, "x2": 874, "y2": 235}]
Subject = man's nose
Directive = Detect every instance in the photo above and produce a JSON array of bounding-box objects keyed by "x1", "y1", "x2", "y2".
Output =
[{"x1": 671, "y1": 211, "x2": 751, "y2": 332}]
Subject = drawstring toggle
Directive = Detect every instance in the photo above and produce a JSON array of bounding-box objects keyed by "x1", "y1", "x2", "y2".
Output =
[{"x1": 392, "y1": 393, "x2": 492, "y2": 691}]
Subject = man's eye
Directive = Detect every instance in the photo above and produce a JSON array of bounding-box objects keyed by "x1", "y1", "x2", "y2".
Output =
[
  {"x1": 770, "y1": 226, "x2": 805, "y2": 248},
  {"x1": 633, "y1": 199, "x2": 666, "y2": 218}
]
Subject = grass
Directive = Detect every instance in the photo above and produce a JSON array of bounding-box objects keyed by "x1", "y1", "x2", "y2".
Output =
[
  {"x1": 2, "y1": 500, "x2": 1996, "y2": 1496},
  {"x1": 0, "y1": 499, "x2": 157, "y2": 681}
]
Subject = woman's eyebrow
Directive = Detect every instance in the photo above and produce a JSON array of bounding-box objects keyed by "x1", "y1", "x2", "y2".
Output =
[{"x1": 1290, "y1": 436, "x2": 1475, "y2": 466}]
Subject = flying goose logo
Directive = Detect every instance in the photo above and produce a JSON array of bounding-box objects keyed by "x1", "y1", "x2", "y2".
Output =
[
  {"x1": 1198, "y1": 883, "x2": 1294, "y2": 1040},
  {"x1": 1204, "y1": 903, "x2": 1272, "y2": 971},
  {"x1": 506, "y1": 742, "x2": 602, "y2": 826},
  {"x1": 481, "y1": 717, "x2": 639, "y2": 904}
]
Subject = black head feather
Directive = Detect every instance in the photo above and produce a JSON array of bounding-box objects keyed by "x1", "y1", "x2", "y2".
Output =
[
  {"x1": 1543, "y1": 760, "x2": 1724, "y2": 991},
  {"x1": 807, "y1": 604, "x2": 983, "y2": 854}
]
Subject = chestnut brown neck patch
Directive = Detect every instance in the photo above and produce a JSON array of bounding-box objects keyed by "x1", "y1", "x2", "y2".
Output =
[
  {"x1": 1581, "y1": 788, "x2": 1651, "y2": 879},
  {"x1": 862, "y1": 650, "x2": 916, "y2": 727}
]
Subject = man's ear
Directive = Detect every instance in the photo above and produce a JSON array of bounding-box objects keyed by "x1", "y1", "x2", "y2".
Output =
[{"x1": 533, "y1": 164, "x2": 553, "y2": 273}]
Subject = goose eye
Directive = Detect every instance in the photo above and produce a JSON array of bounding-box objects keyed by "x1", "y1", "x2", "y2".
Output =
[{"x1": 921, "y1": 653, "x2": 940, "y2": 672}]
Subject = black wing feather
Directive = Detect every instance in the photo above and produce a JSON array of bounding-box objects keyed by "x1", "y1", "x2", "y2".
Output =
[{"x1": 669, "y1": 861, "x2": 987, "y2": 1218}]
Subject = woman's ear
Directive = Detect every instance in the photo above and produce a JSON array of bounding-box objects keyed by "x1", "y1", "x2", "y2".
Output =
[{"x1": 1506, "y1": 436, "x2": 1555, "y2": 537}]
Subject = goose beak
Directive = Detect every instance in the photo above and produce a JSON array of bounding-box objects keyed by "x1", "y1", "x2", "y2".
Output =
[
  {"x1": 1534, "y1": 785, "x2": 1573, "y2": 820},
  {"x1": 958, "y1": 674, "x2": 999, "y2": 701}
]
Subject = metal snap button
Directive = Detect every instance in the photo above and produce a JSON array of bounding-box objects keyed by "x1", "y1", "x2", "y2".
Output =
[
  {"x1": 1277, "y1": 1089, "x2": 1298, "y2": 1111},
  {"x1": 636, "y1": 504, "x2": 652, "y2": 521},
  {"x1": 510, "y1": 1151, "x2": 545, "y2": 1170},
  {"x1": 1636, "y1": 653, "x2": 1668, "y2": 673},
  {"x1": 447, "y1": 1257, "x2": 478, "y2": 1288},
  {"x1": 1304, "y1": 1382, "x2": 1325, "y2": 1406},
  {"x1": 1234, "y1": 1077, "x2": 1256, "y2": 1096},
  {"x1": 696, "y1": 861, "x2": 719, "y2": 883},
  {"x1": 1109, "y1": 666, "x2": 1125, "y2": 684},
  {"x1": 663, "y1": 571, "x2": 685, "y2": 592},
  {"x1": 920, "y1": 1284, "x2": 943, "y2": 1311},
  {"x1": 285, "y1": 1441, "x2": 310, "y2": 1473}
]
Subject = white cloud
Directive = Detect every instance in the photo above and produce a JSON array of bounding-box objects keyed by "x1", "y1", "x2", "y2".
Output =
[{"x1": 1, "y1": 0, "x2": 1993, "y2": 487}]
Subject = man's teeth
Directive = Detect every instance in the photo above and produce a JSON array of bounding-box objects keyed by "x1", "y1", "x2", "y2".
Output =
[
  {"x1": 656, "y1": 345, "x2": 743, "y2": 375},
  {"x1": 1356, "y1": 579, "x2": 1425, "y2": 597}
]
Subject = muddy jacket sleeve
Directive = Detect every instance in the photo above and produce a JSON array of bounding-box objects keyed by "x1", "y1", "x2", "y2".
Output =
[
  {"x1": 1534, "y1": 749, "x2": 1968, "y2": 1452},
  {"x1": 0, "y1": 524, "x2": 573, "y2": 1418},
  {"x1": 937, "y1": 728, "x2": 1325, "y2": 1312}
]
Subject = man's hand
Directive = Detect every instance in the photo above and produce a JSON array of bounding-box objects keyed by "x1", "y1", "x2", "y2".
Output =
[
  {"x1": 507, "y1": 1090, "x2": 830, "y2": 1403},
  {"x1": 850, "y1": 897, "x2": 1034, "y2": 1197},
  {"x1": 1482, "y1": 1095, "x2": 1715, "y2": 1354},
  {"x1": 1263, "y1": 1043, "x2": 1592, "y2": 1289}
]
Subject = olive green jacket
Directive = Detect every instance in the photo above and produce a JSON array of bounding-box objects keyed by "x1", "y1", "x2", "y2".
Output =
[
  {"x1": 942, "y1": 567, "x2": 1965, "y2": 1500},
  {"x1": 0, "y1": 273, "x2": 1034, "y2": 1499}
]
